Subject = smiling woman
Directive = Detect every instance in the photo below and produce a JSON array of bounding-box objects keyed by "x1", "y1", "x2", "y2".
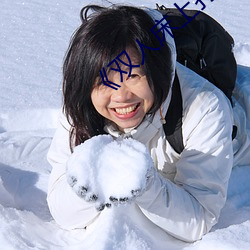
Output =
[
  {"x1": 46, "y1": 4, "x2": 239, "y2": 245},
  {"x1": 62, "y1": 5, "x2": 173, "y2": 148},
  {"x1": 91, "y1": 49, "x2": 154, "y2": 132}
]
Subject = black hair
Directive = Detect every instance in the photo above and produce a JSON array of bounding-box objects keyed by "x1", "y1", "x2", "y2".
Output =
[{"x1": 62, "y1": 5, "x2": 173, "y2": 149}]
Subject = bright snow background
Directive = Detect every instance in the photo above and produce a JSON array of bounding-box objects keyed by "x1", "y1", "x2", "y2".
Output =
[{"x1": 1, "y1": 0, "x2": 250, "y2": 249}]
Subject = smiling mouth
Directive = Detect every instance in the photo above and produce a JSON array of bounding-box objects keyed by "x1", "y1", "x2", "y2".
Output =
[{"x1": 114, "y1": 104, "x2": 140, "y2": 115}]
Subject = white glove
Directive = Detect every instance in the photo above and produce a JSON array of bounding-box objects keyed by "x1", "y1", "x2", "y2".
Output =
[{"x1": 66, "y1": 135, "x2": 154, "y2": 211}]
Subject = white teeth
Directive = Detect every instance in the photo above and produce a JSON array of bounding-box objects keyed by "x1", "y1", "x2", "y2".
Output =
[{"x1": 115, "y1": 104, "x2": 138, "y2": 115}]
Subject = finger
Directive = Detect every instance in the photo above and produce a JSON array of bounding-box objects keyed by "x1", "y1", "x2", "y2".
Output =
[
  {"x1": 106, "y1": 203, "x2": 112, "y2": 208},
  {"x1": 109, "y1": 196, "x2": 119, "y2": 203},
  {"x1": 96, "y1": 203, "x2": 105, "y2": 211},
  {"x1": 131, "y1": 189, "x2": 141, "y2": 197},
  {"x1": 77, "y1": 186, "x2": 88, "y2": 197},
  {"x1": 87, "y1": 194, "x2": 98, "y2": 202},
  {"x1": 68, "y1": 176, "x2": 78, "y2": 187},
  {"x1": 119, "y1": 197, "x2": 129, "y2": 204}
]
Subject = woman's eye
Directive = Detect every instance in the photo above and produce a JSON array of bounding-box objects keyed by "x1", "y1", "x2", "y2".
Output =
[
  {"x1": 127, "y1": 74, "x2": 140, "y2": 80},
  {"x1": 94, "y1": 81, "x2": 112, "y2": 91}
]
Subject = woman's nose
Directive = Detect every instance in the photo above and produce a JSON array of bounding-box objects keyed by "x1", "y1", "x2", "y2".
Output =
[
  {"x1": 109, "y1": 74, "x2": 133, "y2": 102},
  {"x1": 109, "y1": 72, "x2": 133, "y2": 103},
  {"x1": 111, "y1": 83, "x2": 133, "y2": 102}
]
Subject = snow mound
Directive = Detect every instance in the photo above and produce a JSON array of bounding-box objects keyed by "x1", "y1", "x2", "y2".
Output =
[{"x1": 234, "y1": 43, "x2": 250, "y2": 67}]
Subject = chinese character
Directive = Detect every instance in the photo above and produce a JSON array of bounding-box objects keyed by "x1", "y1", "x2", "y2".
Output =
[
  {"x1": 174, "y1": 1, "x2": 206, "y2": 28},
  {"x1": 99, "y1": 67, "x2": 121, "y2": 90},
  {"x1": 99, "y1": 50, "x2": 141, "y2": 89},
  {"x1": 136, "y1": 12, "x2": 176, "y2": 65},
  {"x1": 108, "y1": 50, "x2": 140, "y2": 82},
  {"x1": 135, "y1": 39, "x2": 162, "y2": 65},
  {"x1": 151, "y1": 13, "x2": 178, "y2": 41}
]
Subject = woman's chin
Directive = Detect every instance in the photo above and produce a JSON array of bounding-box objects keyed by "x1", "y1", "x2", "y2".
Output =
[
  {"x1": 109, "y1": 107, "x2": 146, "y2": 132},
  {"x1": 115, "y1": 118, "x2": 143, "y2": 132}
]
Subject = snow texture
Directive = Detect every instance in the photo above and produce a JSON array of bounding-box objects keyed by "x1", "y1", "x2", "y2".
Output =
[
  {"x1": 1, "y1": 0, "x2": 250, "y2": 249},
  {"x1": 66, "y1": 135, "x2": 154, "y2": 210}
]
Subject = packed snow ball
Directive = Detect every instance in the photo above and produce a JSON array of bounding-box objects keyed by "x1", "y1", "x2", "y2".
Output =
[{"x1": 66, "y1": 135, "x2": 154, "y2": 207}]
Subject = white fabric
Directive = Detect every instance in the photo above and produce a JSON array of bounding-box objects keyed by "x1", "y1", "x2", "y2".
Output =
[
  {"x1": 231, "y1": 65, "x2": 250, "y2": 167},
  {"x1": 46, "y1": 62, "x2": 250, "y2": 242},
  {"x1": 46, "y1": 9, "x2": 250, "y2": 244}
]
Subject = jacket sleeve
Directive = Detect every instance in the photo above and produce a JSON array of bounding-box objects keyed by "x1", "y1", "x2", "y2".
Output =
[
  {"x1": 47, "y1": 111, "x2": 99, "y2": 229},
  {"x1": 136, "y1": 88, "x2": 234, "y2": 242}
]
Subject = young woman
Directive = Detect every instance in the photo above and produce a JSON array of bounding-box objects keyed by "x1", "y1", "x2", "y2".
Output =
[{"x1": 47, "y1": 5, "x2": 250, "y2": 243}]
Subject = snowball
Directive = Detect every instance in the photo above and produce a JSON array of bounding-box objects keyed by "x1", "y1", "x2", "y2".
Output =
[
  {"x1": 66, "y1": 135, "x2": 154, "y2": 205},
  {"x1": 96, "y1": 138, "x2": 154, "y2": 201}
]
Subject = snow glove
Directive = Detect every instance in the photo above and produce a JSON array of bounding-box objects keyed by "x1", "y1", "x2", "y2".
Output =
[{"x1": 66, "y1": 135, "x2": 155, "y2": 211}]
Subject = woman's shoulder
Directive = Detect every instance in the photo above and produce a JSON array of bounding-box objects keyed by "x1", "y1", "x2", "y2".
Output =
[
  {"x1": 175, "y1": 63, "x2": 233, "y2": 138},
  {"x1": 57, "y1": 109, "x2": 71, "y2": 132},
  {"x1": 176, "y1": 63, "x2": 232, "y2": 112}
]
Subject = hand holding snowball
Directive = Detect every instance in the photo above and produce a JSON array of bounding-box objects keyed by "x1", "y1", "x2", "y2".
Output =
[{"x1": 66, "y1": 135, "x2": 154, "y2": 211}]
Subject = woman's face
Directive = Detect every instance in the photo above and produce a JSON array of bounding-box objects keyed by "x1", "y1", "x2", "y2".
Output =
[{"x1": 91, "y1": 50, "x2": 154, "y2": 132}]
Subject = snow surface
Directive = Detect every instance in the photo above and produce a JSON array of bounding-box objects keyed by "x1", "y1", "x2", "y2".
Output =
[{"x1": 1, "y1": 0, "x2": 250, "y2": 249}]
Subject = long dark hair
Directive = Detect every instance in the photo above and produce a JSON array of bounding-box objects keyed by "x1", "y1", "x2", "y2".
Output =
[{"x1": 63, "y1": 5, "x2": 173, "y2": 150}]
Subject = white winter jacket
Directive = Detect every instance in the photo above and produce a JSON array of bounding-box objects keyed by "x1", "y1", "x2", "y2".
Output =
[
  {"x1": 47, "y1": 7, "x2": 250, "y2": 244},
  {"x1": 47, "y1": 61, "x2": 238, "y2": 242}
]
